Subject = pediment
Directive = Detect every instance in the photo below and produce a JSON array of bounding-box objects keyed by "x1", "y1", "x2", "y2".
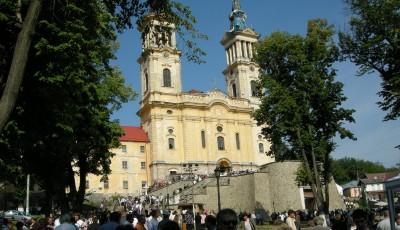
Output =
[{"x1": 242, "y1": 28, "x2": 258, "y2": 36}]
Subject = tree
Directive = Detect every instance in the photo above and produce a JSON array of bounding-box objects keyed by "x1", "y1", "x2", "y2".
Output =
[
  {"x1": 0, "y1": 0, "x2": 206, "y2": 133},
  {"x1": 0, "y1": 0, "x2": 206, "y2": 213},
  {"x1": 332, "y1": 157, "x2": 400, "y2": 184},
  {"x1": 339, "y1": 0, "x2": 400, "y2": 122},
  {"x1": 0, "y1": 0, "x2": 134, "y2": 213},
  {"x1": 254, "y1": 19, "x2": 355, "y2": 213}
]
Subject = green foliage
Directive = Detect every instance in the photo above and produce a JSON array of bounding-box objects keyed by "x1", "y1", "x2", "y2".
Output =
[
  {"x1": 254, "y1": 18, "x2": 355, "y2": 163},
  {"x1": 0, "y1": 0, "x2": 136, "y2": 212},
  {"x1": 0, "y1": 0, "x2": 206, "y2": 213},
  {"x1": 339, "y1": 0, "x2": 400, "y2": 121},
  {"x1": 332, "y1": 157, "x2": 399, "y2": 184},
  {"x1": 295, "y1": 163, "x2": 311, "y2": 186},
  {"x1": 254, "y1": 19, "x2": 355, "y2": 211}
]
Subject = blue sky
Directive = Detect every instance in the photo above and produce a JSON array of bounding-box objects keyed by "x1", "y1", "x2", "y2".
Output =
[{"x1": 111, "y1": 0, "x2": 400, "y2": 167}]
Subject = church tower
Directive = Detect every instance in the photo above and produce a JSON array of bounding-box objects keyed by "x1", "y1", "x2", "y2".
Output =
[
  {"x1": 221, "y1": 0, "x2": 260, "y2": 106},
  {"x1": 138, "y1": 15, "x2": 182, "y2": 102}
]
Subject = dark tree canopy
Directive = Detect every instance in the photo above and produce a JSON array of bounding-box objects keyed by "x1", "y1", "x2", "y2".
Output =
[
  {"x1": 0, "y1": 0, "x2": 206, "y2": 213},
  {"x1": 339, "y1": 0, "x2": 400, "y2": 122},
  {"x1": 332, "y1": 157, "x2": 399, "y2": 185}
]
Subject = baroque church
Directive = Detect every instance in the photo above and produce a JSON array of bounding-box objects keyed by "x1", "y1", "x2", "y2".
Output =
[
  {"x1": 85, "y1": 0, "x2": 273, "y2": 195},
  {"x1": 84, "y1": 0, "x2": 346, "y2": 212},
  {"x1": 137, "y1": 0, "x2": 273, "y2": 180}
]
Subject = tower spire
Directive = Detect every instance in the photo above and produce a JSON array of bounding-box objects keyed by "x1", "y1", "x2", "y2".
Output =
[{"x1": 229, "y1": 0, "x2": 247, "y2": 31}]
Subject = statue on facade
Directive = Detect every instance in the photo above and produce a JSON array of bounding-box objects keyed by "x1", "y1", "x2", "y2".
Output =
[{"x1": 230, "y1": 0, "x2": 247, "y2": 31}]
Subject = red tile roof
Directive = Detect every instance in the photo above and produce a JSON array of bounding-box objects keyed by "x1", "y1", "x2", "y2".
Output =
[
  {"x1": 120, "y1": 126, "x2": 149, "y2": 142},
  {"x1": 360, "y1": 172, "x2": 399, "y2": 184},
  {"x1": 186, "y1": 89, "x2": 204, "y2": 94}
]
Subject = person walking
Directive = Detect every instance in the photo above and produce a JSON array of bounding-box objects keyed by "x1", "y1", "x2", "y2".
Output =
[{"x1": 286, "y1": 210, "x2": 296, "y2": 230}]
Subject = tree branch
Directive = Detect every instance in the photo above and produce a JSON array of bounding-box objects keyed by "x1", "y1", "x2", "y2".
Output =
[{"x1": 0, "y1": 0, "x2": 43, "y2": 133}]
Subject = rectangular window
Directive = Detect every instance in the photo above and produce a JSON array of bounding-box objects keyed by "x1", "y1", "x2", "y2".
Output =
[
  {"x1": 142, "y1": 181, "x2": 147, "y2": 189},
  {"x1": 123, "y1": 180, "x2": 128, "y2": 189},
  {"x1": 122, "y1": 161, "x2": 128, "y2": 169},
  {"x1": 121, "y1": 145, "x2": 127, "y2": 153},
  {"x1": 259, "y1": 143, "x2": 264, "y2": 153},
  {"x1": 235, "y1": 133, "x2": 240, "y2": 150},
  {"x1": 141, "y1": 162, "x2": 146, "y2": 170},
  {"x1": 217, "y1": 136, "x2": 225, "y2": 150},
  {"x1": 104, "y1": 180, "x2": 109, "y2": 189},
  {"x1": 85, "y1": 180, "x2": 89, "y2": 189},
  {"x1": 201, "y1": 130, "x2": 206, "y2": 148},
  {"x1": 140, "y1": 145, "x2": 145, "y2": 153},
  {"x1": 168, "y1": 138, "x2": 175, "y2": 149}
]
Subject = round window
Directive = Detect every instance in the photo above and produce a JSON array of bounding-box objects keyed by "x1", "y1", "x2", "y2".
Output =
[
  {"x1": 168, "y1": 128, "x2": 174, "y2": 134},
  {"x1": 258, "y1": 135, "x2": 262, "y2": 140},
  {"x1": 217, "y1": 126, "x2": 223, "y2": 132},
  {"x1": 167, "y1": 110, "x2": 173, "y2": 114}
]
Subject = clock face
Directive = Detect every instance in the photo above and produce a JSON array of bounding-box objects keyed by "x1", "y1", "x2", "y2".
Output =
[{"x1": 163, "y1": 52, "x2": 169, "y2": 58}]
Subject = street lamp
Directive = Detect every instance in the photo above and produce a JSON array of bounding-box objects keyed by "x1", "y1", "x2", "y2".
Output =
[
  {"x1": 214, "y1": 165, "x2": 231, "y2": 212},
  {"x1": 214, "y1": 167, "x2": 222, "y2": 212}
]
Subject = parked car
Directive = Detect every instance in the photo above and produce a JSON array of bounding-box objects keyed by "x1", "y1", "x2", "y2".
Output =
[{"x1": 3, "y1": 210, "x2": 31, "y2": 222}]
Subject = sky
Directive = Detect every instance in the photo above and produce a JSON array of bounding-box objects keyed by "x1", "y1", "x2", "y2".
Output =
[{"x1": 111, "y1": 0, "x2": 400, "y2": 167}]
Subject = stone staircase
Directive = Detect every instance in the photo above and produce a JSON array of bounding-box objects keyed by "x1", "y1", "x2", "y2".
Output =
[{"x1": 149, "y1": 176, "x2": 231, "y2": 207}]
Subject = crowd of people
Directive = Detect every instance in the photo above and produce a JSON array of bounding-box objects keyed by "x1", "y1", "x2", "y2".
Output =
[
  {"x1": 1, "y1": 206, "x2": 400, "y2": 230},
  {"x1": 0, "y1": 208, "x2": 262, "y2": 230}
]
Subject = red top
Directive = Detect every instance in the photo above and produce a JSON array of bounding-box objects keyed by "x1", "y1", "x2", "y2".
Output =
[{"x1": 120, "y1": 126, "x2": 149, "y2": 142}]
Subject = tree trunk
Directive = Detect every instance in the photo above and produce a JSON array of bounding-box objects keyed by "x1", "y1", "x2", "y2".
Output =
[
  {"x1": 75, "y1": 169, "x2": 87, "y2": 212},
  {"x1": 324, "y1": 181, "x2": 330, "y2": 214},
  {"x1": 323, "y1": 149, "x2": 331, "y2": 213},
  {"x1": 296, "y1": 129, "x2": 324, "y2": 212},
  {"x1": 73, "y1": 154, "x2": 88, "y2": 212},
  {"x1": 307, "y1": 126, "x2": 326, "y2": 213},
  {"x1": 0, "y1": 0, "x2": 43, "y2": 133},
  {"x1": 65, "y1": 162, "x2": 79, "y2": 212}
]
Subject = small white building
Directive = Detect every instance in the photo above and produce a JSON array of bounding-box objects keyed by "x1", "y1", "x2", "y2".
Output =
[{"x1": 360, "y1": 172, "x2": 399, "y2": 201}]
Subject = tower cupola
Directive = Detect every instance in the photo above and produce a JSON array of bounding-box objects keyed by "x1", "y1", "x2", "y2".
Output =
[
  {"x1": 221, "y1": 0, "x2": 261, "y2": 106},
  {"x1": 137, "y1": 14, "x2": 182, "y2": 101}
]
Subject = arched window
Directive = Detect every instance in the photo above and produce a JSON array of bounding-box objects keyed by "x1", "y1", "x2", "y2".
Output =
[
  {"x1": 217, "y1": 136, "x2": 225, "y2": 150},
  {"x1": 232, "y1": 83, "x2": 237, "y2": 97},
  {"x1": 235, "y1": 133, "x2": 240, "y2": 150},
  {"x1": 144, "y1": 72, "x2": 149, "y2": 92},
  {"x1": 168, "y1": 138, "x2": 175, "y2": 149},
  {"x1": 259, "y1": 143, "x2": 264, "y2": 153},
  {"x1": 163, "y1": 68, "x2": 171, "y2": 87},
  {"x1": 251, "y1": 80, "x2": 258, "y2": 97}
]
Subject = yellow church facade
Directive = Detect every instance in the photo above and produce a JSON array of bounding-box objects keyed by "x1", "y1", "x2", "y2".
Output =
[{"x1": 84, "y1": 1, "x2": 274, "y2": 195}]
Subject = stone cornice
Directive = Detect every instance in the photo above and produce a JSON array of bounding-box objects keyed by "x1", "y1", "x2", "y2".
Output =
[
  {"x1": 222, "y1": 61, "x2": 259, "y2": 75},
  {"x1": 220, "y1": 29, "x2": 260, "y2": 46},
  {"x1": 138, "y1": 91, "x2": 254, "y2": 117},
  {"x1": 137, "y1": 47, "x2": 181, "y2": 64}
]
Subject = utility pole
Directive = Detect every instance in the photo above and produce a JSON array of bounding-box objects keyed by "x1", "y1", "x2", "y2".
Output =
[{"x1": 25, "y1": 174, "x2": 30, "y2": 214}]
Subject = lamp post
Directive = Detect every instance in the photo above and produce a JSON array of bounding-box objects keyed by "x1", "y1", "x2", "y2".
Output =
[
  {"x1": 183, "y1": 163, "x2": 199, "y2": 230},
  {"x1": 214, "y1": 167, "x2": 221, "y2": 212}
]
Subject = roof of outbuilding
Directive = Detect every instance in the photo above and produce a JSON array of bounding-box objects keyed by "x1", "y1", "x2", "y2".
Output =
[
  {"x1": 341, "y1": 180, "x2": 360, "y2": 190},
  {"x1": 360, "y1": 172, "x2": 399, "y2": 184},
  {"x1": 119, "y1": 126, "x2": 149, "y2": 142}
]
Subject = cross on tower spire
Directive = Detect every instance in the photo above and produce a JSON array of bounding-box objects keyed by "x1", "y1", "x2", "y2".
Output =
[{"x1": 232, "y1": 0, "x2": 241, "y2": 10}]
